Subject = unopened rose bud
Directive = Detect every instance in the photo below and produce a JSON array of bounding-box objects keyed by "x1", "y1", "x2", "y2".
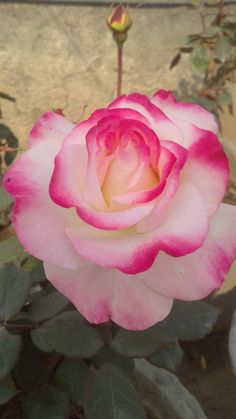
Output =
[
  {"x1": 107, "y1": 4, "x2": 133, "y2": 43},
  {"x1": 53, "y1": 108, "x2": 64, "y2": 116}
]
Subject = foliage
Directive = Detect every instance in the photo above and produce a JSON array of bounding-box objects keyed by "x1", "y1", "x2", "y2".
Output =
[
  {"x1": 0, "y1": 93, "x2": 15, "y2": 103},
  {"x1": 84, "y1": 363, "x2": 146, "y2": 419},
  {"x1": 170, "y1": 0, "x2": 236, "y2": 122},
  {"x1": 181, "y1": 4, "x2": 236, "y2": 387},
  {"x1": 136, "y1": 359, "x2": 208, "y2": 419},
  {"x1": 174, "y1": 0, "x2": 236, "y2": 390},
  {"x1": 0, "y1": 233, "x2": 220, "y2": 418},
  {"x1": 0, "y1": 90, "x2": 19, "y2": 232}
]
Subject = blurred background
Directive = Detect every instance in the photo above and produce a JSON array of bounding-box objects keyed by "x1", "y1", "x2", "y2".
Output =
[{"x1": 0, "y1": 0, "x2": 235, "y2": 143}]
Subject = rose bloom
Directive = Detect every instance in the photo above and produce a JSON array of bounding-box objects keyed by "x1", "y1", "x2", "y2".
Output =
[{"x1": 4, "y1": 90, "x2": 236, "y2": 330}]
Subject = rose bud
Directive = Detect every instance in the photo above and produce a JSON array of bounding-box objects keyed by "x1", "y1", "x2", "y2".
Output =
[{"x1": 107, "y1": 4, "x2": 133, "y2": 34}]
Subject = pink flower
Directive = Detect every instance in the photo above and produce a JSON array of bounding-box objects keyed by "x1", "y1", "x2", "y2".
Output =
[{"x1": 4, "y1": 90, "x2": 236, "y2": 330}]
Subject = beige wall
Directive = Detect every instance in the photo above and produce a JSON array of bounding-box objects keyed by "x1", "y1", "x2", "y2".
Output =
[{"x1": 1, "y1": 2, "x2": 235, "y2": 144}]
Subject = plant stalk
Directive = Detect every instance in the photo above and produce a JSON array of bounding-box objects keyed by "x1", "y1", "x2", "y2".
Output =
[{"x1": 117, "y1": 42, "x2": 123, "y2": 97}]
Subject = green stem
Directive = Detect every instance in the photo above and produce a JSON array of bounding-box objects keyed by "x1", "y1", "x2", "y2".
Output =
[
  {"x1": 117, "y1": 42, "x2": 123, "y2": 97},
  {"x1": 104, "y1": 321, "x2": 113, "y2": 347}
]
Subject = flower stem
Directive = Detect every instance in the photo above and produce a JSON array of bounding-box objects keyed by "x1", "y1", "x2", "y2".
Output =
[
  {"x1": 117, "y1": 42, "x2": 123, "y2": 97},
  {"x1": 104, "y1": 320, "x2": 113, "y2": 347}
]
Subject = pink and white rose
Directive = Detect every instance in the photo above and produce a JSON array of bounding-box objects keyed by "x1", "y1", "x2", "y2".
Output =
[{"x1": 4, "y1": 90, "x2": 236, "y2": 330}]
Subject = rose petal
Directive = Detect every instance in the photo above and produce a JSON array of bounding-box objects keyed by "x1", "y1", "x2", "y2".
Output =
[
  {"x1": 50, "y1": 144, "x2": 155, "y2": 229},
  {"x1": 49, "y1": 143, "x2": 89, "y2": 208},
  {"x1": 29, "y1": 111, "x2": 75, "y2": 147},
  {"x1": 66, "y1": 182, "x2": 208, "y2": 273},
  {"x1": 61, "y1": 107, "x2": 149, "y2": 149},
  {"x1": 137, "y1": 141, "x2": 187, "y2": 231},
  {"x1": 85, "y1": 116, "x2": 160, "y2": 207},
  {"x1": 181, "y1": 131, "x2": 229, "y2": 217},
  {"x1": 50, "y1": 124, "x2": 157, "y2": 230},
  {"x1": 110, "y1": 146, "x2": 175, "y2": 206},
  {"x1": 152, "y1": 89, "x2": 218, "y2": 135},
  {"x1": 109, "y1": 93, "x2": 184, "y2": 144},
  {"x1": 44, "y1": 262, "x2": 173, "y2": 330},
  {"x1": 75, "y1": 202, "x2": 156, "y2": 230},
  {"x1": 140, "y1": 203, "x2": 236, "y2": 300},
  {"x1": 4, "y1": 141, "x2": 83, "y2": 269}
]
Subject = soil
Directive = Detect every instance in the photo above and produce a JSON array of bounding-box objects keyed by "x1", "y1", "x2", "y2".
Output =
[{"x1": 178, "y1": 330, "x2": 236, "y2": 419}]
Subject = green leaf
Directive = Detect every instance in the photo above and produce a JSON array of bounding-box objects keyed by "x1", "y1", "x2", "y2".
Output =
[
  {"x1": 148, "y1": 340, "x2": 183, "y2": 372},
  {"x1": 84, "y1": 363, "x2": 146, "y2": 419},
  {"x1": 218, "y1": 90, "x2": 232, "y2": 106},
  {"x1": 0, "y1": 235, "x2": 24, "y2": 265},
  {"x1": 53, "y1": 358, "x2": 90, "y2": 405},
  {"x1": 0, "y1": 263, "x2": 30, "y2": 321},
  {"x1": 0, "y1": 92, "x2": 15, "y2": 103},
  {"x1": 22, "y1": 258, "x2": 47, "y2": 284},
  {"x1": 162, "y1": 301, "x2": 220, "y2": 341},
  {"x1": 169, "y1": 52, "x2": 181, "y2": 70},
  {"x1": 0, "y1": 124, "x2": 19, "y2": 166},
  {"x1": 0, "y1": 411, "x2": 21, "y2": 419},
  {"x1": 179, "y1": 47, "x2": 193, "y2": 53},
  {"x1": 215, "y1": 36, "x2": 231, "y2": 62},
  {"x1": 0, "y1": 328, "x2": 21, "y2": 379},
  {"x1": 202, "y1": 25, "x2": 221, "y2": 38},
  {"x1": 136, "y1": 359, "x2": 207, "y2": 419},
  {"x1": 13, "y1": 333, "x2": 50, "y2": 391},
  {"x1": 0, "y1": 186, "x2": 12, "y2": 212},
  {"x1": 111, "y1": 324, "x2": 172, "y2": 358},
  {"x1": 31, "y1": 311, "x2": 103, "y2": 358},
  {"x1": 29, "y1": 290, "x2": 69, "y2": 322},
  {"x1": 0, "y1": 375, "x2": 17, "y2": 405},
  {"x1": 22, "y1": 385, "x2": 70, "y2": 419},
  {"x1": 228, "y1": 102, "x2": 234, "y2": 115},
  {"x1": 21, "y1": 256, "x2": 41, "y2": 273},
  {"x1": 229, "y1": 309, "x2": 236, "y2": 375},
  {"x1": 190, "y1": 46, "x2": 211, "y2": 73},
  {"x1": 187, "y1": 34, "x2": 202, "y2": 44},
  {"x1": 223, "y1": 26, "x2": 236, "y2": 44},
  {"x1": 91, "y1": 347, "x2": 135, "y2": 379}
]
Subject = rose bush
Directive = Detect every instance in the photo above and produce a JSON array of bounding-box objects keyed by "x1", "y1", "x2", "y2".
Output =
[{"x1": 4, "y1": 90, "x2": 236, "y2": 330}]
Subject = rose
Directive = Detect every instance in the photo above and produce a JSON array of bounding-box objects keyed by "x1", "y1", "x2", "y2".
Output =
[
  {"x1": 4, "y1": 90, "x2": 236, "y2": 330},
  {"x1": 107, "y1": 4, "x2": 133, "y2": 34}
]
